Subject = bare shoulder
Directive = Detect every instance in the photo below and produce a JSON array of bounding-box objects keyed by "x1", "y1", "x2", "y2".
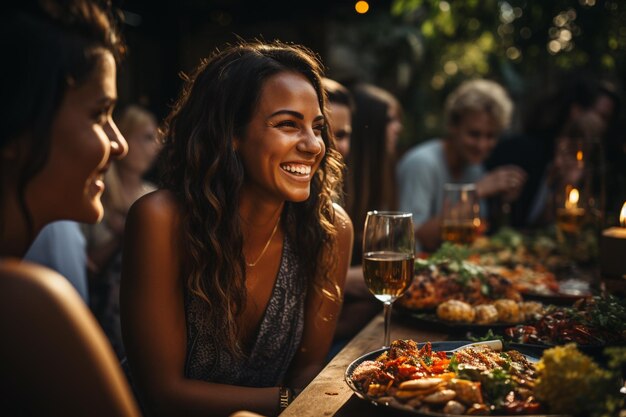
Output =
[
  {"x1": 331, "y1": 203, "x2": 354, "y2": 267},
  {"x1": 129, "y1": 189, "x2": 181, "y2": 222},
  {"x1": 0, "y1": 259, "x2": 84, "y2": 314},
  {"x1": 126, "y1": 189, "x2": 184, "y2": 242},
  {"x1": 123, "y1": 189, "x2": 185, "y2": 286},
  {"x1": 0, "y1": 260, "x2": 141, "y2": 417},
  {"x1": 332, "y1": 203, "x2": 353, "y2": 234},
  {"x1": 0, "y1": 259, "x2": 94, "y2": 344}
]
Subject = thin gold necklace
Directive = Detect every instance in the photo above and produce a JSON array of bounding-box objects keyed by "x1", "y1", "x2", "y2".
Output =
[{"x1": 246, "y1": 216, "x2": 280, "y2": 267}]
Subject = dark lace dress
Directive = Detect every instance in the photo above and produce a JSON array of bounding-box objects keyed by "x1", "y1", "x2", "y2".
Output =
[{"x1": 184, "y1": 234, "x2": 307, "y2": 386}]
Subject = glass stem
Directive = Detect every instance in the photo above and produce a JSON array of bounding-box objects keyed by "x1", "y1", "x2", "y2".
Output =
[{"x1": 383, "y1": 300, "x2": 393, "y2": 348}]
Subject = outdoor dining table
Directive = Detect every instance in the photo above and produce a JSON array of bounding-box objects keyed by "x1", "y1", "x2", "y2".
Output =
[
  {"x1": 281, "y1": 313, "x2": 451, "y2": 417},
  {"x1": 280, "y1": 266, "x2": 623, "y2": 416}
]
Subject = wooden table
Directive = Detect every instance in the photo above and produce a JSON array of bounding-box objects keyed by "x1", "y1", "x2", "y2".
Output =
[{"x1": 282, "y1": 313, "x2": 450, "y2": 417}]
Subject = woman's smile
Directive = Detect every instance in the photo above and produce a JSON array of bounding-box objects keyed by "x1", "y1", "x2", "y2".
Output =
[
  {"x1": 237, "y1": 71, "x2": 326, "y2": 203},
  {"x1": 280, "y1": 162, "x2": 313, "y2": 181},
  {"x1": 89, "y1": 176, "x2": 106, "y2": 197}
]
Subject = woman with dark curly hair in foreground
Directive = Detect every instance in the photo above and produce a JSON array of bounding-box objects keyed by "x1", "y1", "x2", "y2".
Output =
[{"x1": 120, "y1": 41, "x2": 353, "y2": 417}]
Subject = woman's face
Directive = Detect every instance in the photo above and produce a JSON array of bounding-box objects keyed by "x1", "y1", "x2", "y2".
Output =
[
  {"x1": 27, "y1": 51, "x2": 127, "y2": 226},
  {"x1": 449, "y1": 110, "x2": 499, "y2": 165},
  {"x1": 385, "y1": 103, "x2": 403, "y2": 156},
  {"x1": 119, "y1": 118, "x2": 161, "y2": 176},
  {"x1": 591, "y1": 94, "x2": 615, "y2": 128},
  {"x1": 236, "y1": 71, "x2": 325, "y2": 204},
  {"x1": 554, "y1": 135, "x2": 584, "y2": 186},
  {"x1": 328, "y1": 102, "x2": 352, "y2": 159}
]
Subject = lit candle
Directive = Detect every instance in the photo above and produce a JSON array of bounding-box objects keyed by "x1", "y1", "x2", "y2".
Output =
[
  {"x1": 557, "y1": 187, "x2": 586, "y2": 233},
  {"x1": 566, "y1": 188, "x2": 579, "y2": 210},
  {"x1": 600, "y1": 202, "x2": 626, "y2": 278}
]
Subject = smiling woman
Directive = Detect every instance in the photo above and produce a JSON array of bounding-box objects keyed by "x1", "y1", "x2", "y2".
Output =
[
  {"x1": 28, "y1": 53, "x2": 123, "y2": 226},
  {"x1": 0, "y1": 1, "x2": 139, "y2": 416},
  {"x1": 120, "y1": 41, "x2": 353, "y2": 417},
  {"x1": 236, "y1": 71, "x2": 326, "y2": 203}
]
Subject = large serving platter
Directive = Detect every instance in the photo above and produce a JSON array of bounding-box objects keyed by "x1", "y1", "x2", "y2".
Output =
[
  {"x1": 398, "y1": 311, "x2": 519, "y2": 332},
  {"x1": 344, "y1": 341, "x2": 569, "y2": 417}
]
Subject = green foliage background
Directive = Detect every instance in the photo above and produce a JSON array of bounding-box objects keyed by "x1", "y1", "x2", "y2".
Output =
[{"x1": 327, "y1": 0, "x2": 626, "y2": 148}]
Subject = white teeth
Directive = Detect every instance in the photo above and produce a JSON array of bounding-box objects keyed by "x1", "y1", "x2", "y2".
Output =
[{"x1": 281, "y1": 164, "x2": 311, "y2": 175}]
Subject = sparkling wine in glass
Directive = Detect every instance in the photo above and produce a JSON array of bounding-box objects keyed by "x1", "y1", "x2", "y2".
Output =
[{"x1": 363, "y1": 211, "x2": 415, "y2": 348}]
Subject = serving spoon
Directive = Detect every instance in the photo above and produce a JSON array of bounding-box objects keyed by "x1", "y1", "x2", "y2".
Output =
[{"x1": 446, "y1": 339, "x2": 503, "y2": 353}]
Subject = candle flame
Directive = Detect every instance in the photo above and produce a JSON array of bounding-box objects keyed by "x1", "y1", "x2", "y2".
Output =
[
  {"x1": 565, "y1": 188, "x2": 579, "y2": 210},
  {"x1": 576, "y1": 150, "x2": 584, "y2": 168},
  {"x1": 620, "y1": 202, "x2": 626, "y2": 227}
]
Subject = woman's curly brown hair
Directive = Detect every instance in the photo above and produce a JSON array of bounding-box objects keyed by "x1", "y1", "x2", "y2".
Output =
[{"x1": 160, "y1": 41, "x2": 344, "y2": 357}]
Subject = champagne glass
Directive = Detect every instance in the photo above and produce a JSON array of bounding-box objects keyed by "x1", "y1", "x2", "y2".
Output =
[
  {"x1": 441, "y1": 183, "x2": 481, "y2": 245},
  {"x1": 363, "y1": 211, "x2": 415, "y2": 348}
]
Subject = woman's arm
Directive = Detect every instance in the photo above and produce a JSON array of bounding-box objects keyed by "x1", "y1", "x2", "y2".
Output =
[
  {"x1": 120, "y1": 191, "x2": 280, "y2": 417},
  {"x1": 0, "y1": 261, "x2": 140, "y2": 417},
  {"x1": 285, "y1": 204, "x2": 354, "y2": 388}
]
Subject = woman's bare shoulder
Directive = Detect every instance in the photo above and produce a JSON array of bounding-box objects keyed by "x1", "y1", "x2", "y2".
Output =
[
  {"x1": 123, "y1": 189, "x2": 185, "y2": 278},
  {"x1": 330, "y1": 203, "x2": 354, "y2": 268},
  {"x1": 131, "y1": 189, "x2": 180, "y2": 215},
  {"x1": 0, "y1": 260, "x2": 141, "y2": 417},
  {"x1": 128, "y1": 189, "x2": 183, "y2": 229},
  {"x1": 0, "y1": 260, "x2": 89, "y2": 327},
  {"x1": 332, "y1": 203, "x2": 354, "y2": 234},
  {"x1": 0, "y1": 260, "x2": 79, "y2": 303}
]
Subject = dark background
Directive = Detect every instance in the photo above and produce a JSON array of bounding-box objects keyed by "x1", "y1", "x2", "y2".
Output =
[
  {"x1": 115, "y1": 0, "x2": 389, "y2": 120},
  {"x1": 115, "y1": 0, "x2": 626, "y2": 138},
  {"x1": 114, "y1": 0, "x2": 626, "y2": 217}
]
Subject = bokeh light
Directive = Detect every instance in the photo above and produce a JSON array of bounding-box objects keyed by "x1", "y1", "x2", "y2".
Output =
[
  {"x1": 548, "y1": 40, "x2": 562, "y2": 54},
  {"x1": 355, "y1": 1, "x2": 369, "y2": 14},
  {"x1": 520, "y1": 27, "x2": 532, "y2": 39},
  {"x1": 506, "y1": 47, "x2": 521, "y2": 61},
  {"x1": 467, "y1": 18, "x2": 481, "y2": 31},
  {"x1": 430, "y1": 74, "x2": 445, "y2": 90},
  {"x1": 443, "y1": 61, "x2": 458, "y2": 75}
]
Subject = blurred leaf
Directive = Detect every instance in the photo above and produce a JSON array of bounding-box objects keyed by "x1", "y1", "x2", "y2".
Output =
[
  {"x1": 433, "y1": 9, "x2": 456, "y2": 37},
  {"x1": 330, "y1": 0, "x2": 626, "y2": 146},
  {"x1": 421, "y1": 19, "x2": 435, "y2": 37},
  {"x1": 391, "y1": 0, "x2": 423, "y2": 15},
  {"x1": 602, "y1": 53, "x2": 615, "y2": 69}
]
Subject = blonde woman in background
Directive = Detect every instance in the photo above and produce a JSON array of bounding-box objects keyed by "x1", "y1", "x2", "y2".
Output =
[{"x1": 86, "y1": 104, "x2": 162, "y2": 358}]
